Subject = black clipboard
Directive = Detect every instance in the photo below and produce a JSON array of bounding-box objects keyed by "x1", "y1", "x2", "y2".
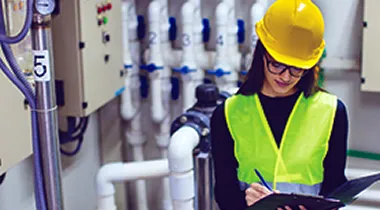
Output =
[
  {"x1": 246, "y1": 193, "x2": 344, "y2": 210},
  {"x1": 246, "y1": 171, "x2": 380, "y2": 210}
]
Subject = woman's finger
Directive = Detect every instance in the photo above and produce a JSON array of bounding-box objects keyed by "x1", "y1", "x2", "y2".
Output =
[
  {"x1": 299, "y1": 205, "x2": 307, "y2": 210},
  {"x1": 250, "y1": 183, "x2": 272, "y2": 194},
  {"x1": 284, "y1": 206, "x2": 292, "y2": 210}
]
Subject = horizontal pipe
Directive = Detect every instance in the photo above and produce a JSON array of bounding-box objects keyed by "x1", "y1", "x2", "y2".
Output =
[{"x1": 96, "y1": 160, "x2": 169, "y2": 197}]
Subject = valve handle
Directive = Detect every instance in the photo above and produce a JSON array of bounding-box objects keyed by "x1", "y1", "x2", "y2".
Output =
[
  {"x1": 124, "y1": 64, "x2": 133, "y2": 69},
  {"x1": 206, "y1": 68, "x2": 231, "y2": 77},
  {"x1": 172, "y1": 65, "x2": 196, "y2": 75},
  {"x1": 140, "y1": 63, "x2": 164, "y2": 73},
  {"x1": 240, "y1": 70, "x2": 248, "y2": 76}
]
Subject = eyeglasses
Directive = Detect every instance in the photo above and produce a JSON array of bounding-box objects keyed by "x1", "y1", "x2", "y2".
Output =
[{"x1": 265, "y1": 54, "x2": 307, "y2": 78}]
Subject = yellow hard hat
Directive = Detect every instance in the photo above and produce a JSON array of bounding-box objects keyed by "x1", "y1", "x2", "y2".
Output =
[{"x1": 256, "y1": 0, "x2": 325, "y2": 69}]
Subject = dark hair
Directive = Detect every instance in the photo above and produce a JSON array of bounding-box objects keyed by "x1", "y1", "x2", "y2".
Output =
[{"x1": 237, "y1": 40, "x2": 323, "y2": 98}]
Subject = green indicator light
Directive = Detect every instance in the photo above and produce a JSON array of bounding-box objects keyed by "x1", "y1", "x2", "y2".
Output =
[{"x1": 103, "y1": 17, "x2": 108, "y2": 24}]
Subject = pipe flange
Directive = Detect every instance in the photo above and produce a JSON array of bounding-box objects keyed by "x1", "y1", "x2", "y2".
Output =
[{"x1": 170, "y1": 110, "x2": 211, "y2": 153}]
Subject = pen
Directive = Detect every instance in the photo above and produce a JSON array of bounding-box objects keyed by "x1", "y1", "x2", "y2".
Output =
[{"x1": 254, "y1": 169, "x2": 273, "y2": 191}]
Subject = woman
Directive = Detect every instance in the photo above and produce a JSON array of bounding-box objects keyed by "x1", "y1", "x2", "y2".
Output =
[{"x1": 210, "y1": 0, "x2": 348, "y2": 210}]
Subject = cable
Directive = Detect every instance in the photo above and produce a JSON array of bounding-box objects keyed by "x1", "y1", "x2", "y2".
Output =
[
  {"x1": 0, "y1": 54, "x2": 47, "y2": 210},
  {"x1": 0, "y1": 1, "x2": 47, "y2": 209},
  {"x1": 60, "y1": 137, "x2": 84, "y2": 156},
  {"x1": 1, "y1": 43, "x2": 35, "y2": 96},
  {"x1": 59, "y1": 117, "x2": 89, "y2": 156},
  {"x1": 0, "y1": 0, "x2": 33, "y2": 43}
]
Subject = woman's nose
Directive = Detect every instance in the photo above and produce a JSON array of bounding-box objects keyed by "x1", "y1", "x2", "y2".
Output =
[{"x1": 280, "y1": 69, "x2": 292, "y2": 82}]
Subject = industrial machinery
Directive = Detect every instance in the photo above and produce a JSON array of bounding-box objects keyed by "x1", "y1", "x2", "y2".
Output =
[
  {"x1": 361, "y1": 0, "x2": 380, "y2": 92},
  {"x1": 0, "y1": 0, "x2": 33, "y2": 176},
  {"x1": 51, "y1": 0, "x2": 125, "y2": 117}
]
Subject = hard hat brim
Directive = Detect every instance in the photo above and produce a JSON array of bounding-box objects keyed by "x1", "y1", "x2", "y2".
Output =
[{"x1": 256, "y1": 20, "x2": 325, "y2": 70}]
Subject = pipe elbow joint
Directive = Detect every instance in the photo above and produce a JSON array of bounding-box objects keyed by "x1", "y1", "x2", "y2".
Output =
[
  {"x1": 168, "y1": 126, "x2": 200, "y2": 173},
  {"x1": 96, "y1": 163, "x2": 124, "y2": 197}
]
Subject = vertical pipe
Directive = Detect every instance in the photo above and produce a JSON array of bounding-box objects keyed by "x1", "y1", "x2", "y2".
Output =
[
  {"x1": 195, "y1": 152, "x2": 213, "y2": 210},
  {"x1": 31, "y1": 13, "x2": 64, "y2": 210},
  {"x1": 181, "y1": 1, "x2": 197, "y2": 111},
  {"x1": 132, "y1": 145, "x2": 149, "y2": 210},
  {"x1": 147, "y1": 1, "x2": 165, "y2": 123}
]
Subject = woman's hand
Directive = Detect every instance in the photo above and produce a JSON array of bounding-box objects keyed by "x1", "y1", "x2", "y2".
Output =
[
  {"x1": 245, "y1": 183, "x2": 272, "y2": 206},
  {"x1": 245, "y1": 184, "x2": 308, "y2": 210}
]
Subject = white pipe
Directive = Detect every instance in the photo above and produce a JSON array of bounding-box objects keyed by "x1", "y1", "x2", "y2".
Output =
[
  {"x1": 155, "y1": 115, "x2": 172, "y2": 210},
  {"x1": 131, "y1": 146, "x2": 149, "y2": 210},
  {"x1": 168, "y1": 126, "x2": 200, "y2": 210},
  {"x1": 96, "y1": 160, "x2": 170, "y2": 210},
  {"x1": 214, "y1": 2, "x2": 238, "y2": 91},
  {"x1": 147, "y1": 1, "x2": 166, "y2": 123},
  {"x1": 121, "y1": 1, "x2": 136, "y2": 121},
  {"x1": 250, "y1": 1, "x2": 266, "y2": 53},
  {"x1": 215, "y1": 2, "x2": 230, "y2": 71},
  {"x1": 121, "y1": 2, "x2": 149, "y2": 210},
  {"x1": 180, "y1": 1, "x2": 198, "y2": 111}
]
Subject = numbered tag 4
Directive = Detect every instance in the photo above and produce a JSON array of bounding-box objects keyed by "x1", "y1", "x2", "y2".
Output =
[{"x1": 33, "y1": 50, "x2": 51, "y2": 82}]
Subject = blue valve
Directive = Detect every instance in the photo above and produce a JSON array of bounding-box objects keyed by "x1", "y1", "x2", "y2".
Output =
[
  {"x1": 240, "y1": 70, "x2": 248, "y2": 76},
  {"x1": 140, "y1": 63, "x2": 164, "y2": 73},
  {"x1": 237, "y1": 19, "x2": 245, "y2": 44},
  {"x1": 206, "y1": 68, "x2": 231, "y2": 77},
  {"x1": 124, "y1": 64, "x2": 133, "y2": 69},
  {"x1": 202, "y1": 18, "x2": 211, "y2": 43},
  {"x1": 169, "y1": 17, "x2": 177, "y2": 41},
  {"x1": 137, "y1": 15, "x2": 146, "y2": 40},
  {"x1": 172, "y1": 65, "x2": 196, "y2": 74}
]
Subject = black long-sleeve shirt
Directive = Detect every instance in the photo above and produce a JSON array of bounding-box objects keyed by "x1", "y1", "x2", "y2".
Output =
[{"x1": 210, "y1": 91, "x2": 349, "y2": 210}]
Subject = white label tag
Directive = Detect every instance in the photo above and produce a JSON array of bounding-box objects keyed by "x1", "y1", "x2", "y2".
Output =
[{"x1": 33, "y1": 50, "x2": 51, "y2": 82}]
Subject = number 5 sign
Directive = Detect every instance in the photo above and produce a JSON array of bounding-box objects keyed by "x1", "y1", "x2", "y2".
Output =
[{"x1": 33, "y1": 50, "x2": 51, "y2": 82}]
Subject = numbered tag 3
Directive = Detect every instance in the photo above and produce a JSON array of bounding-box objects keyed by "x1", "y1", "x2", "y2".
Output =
[{"x1": 33, "y1": 50, "x2": 51, "y2": 82}]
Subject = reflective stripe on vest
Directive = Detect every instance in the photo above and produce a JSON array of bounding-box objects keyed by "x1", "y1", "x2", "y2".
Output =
[{"x1": 225, "y1": 91, "x2": 337, "y2": 195}]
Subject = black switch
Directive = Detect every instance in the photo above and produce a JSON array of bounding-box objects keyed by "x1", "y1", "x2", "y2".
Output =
[
  {"x1": 105, "y1": 54, "x2": 110, "y2": 63},
  {"x1": 105, "y1": 34, "x2": 110, "y2": 42},
  {"x1": 102, "y1": 31, "x2": 110, "y2": 43}
]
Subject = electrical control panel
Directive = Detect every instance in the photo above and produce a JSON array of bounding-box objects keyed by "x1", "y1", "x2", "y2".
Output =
[
  {"x1": 361, "y1": 0, "x2": 380, "y2": 92},
  {"x1": 0, "y1": 0, "x2": 33, "y2": 175},
  {"x1": 51, "y1": 0, "x2": 125, "y2": 117}
]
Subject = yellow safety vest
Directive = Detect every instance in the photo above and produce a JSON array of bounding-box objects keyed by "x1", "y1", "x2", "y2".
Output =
[{"x1": 225, "y1": 91, "x2": 337, "y2": 195}]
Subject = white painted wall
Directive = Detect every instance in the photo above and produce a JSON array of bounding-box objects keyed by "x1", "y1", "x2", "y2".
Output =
[
  {"x1": 0, "y1": 114, "x2": 101, "y2": 210},
  {"x1": 0, "y1": 0, "x2": 379, "y2": 210}
]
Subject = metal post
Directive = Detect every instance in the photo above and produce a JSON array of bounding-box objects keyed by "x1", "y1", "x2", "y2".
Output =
[
  {"x1": 195, "y1": 151, "x2": 214, "y2": 210},
  {"x1": 31, "y1": 1, "x2": 64, "y2": 209}
]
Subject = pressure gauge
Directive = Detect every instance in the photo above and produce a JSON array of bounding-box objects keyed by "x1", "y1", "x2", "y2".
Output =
[{"x1": 35, "y1": 0, "x2": 55, "y2": 15}]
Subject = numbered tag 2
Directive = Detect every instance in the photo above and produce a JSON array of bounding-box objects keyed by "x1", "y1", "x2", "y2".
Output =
[{"x1": 33, "y1": 50, "x2": 51, "y2": 82}]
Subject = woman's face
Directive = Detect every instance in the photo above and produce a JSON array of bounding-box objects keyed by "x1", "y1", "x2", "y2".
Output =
[{"x1": 262, "y1": 53, "x2": 306, "y2": 97}]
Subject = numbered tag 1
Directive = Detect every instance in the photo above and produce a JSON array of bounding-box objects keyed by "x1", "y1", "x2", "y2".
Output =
[{"x1": 33, "y1": 50, "x2": 51, "y2": 82}]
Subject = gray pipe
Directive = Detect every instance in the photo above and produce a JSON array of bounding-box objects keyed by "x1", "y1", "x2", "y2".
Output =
[
  {"x1": 31, "y1": 13, "x2": 64, "y2": 210},
  {"x1": 195, "y1": 151, "x2": 214, "y2": 210}
]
